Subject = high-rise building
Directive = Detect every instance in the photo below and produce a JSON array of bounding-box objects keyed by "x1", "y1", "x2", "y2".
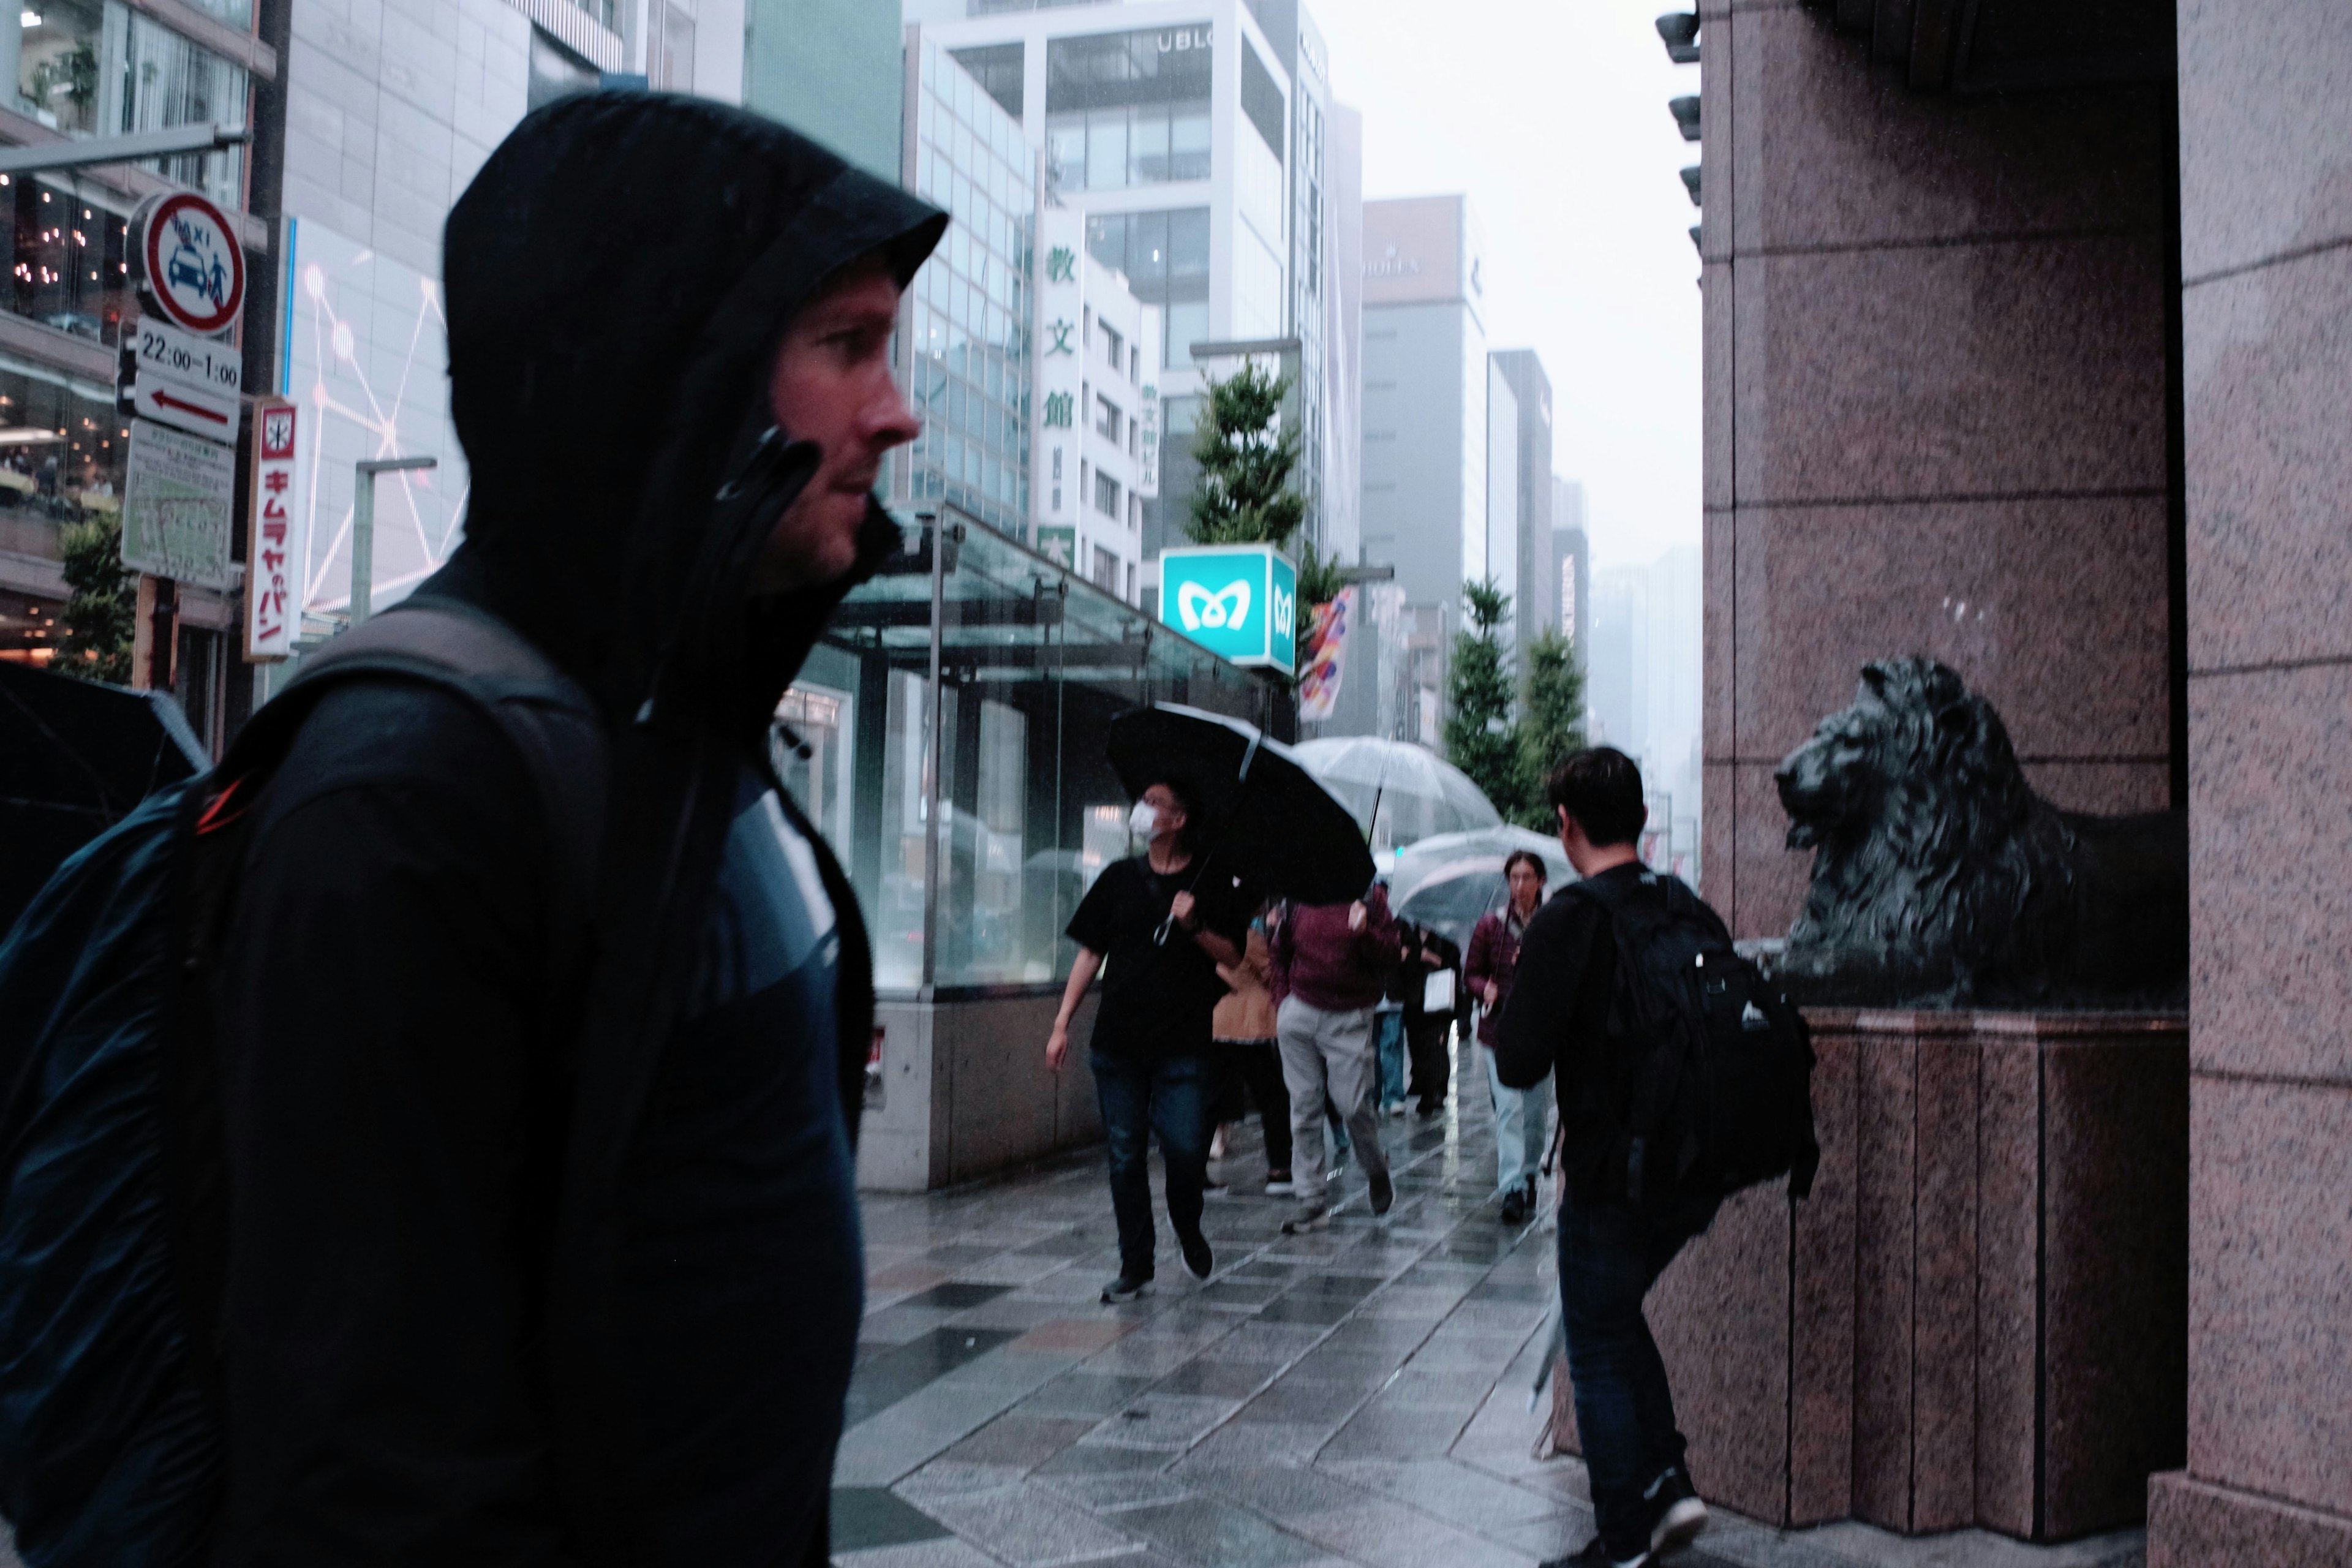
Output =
[
  {"x1": 745, "y1": 0, "x2": 899, "y2": 179},
  {"x1": 1550, "y1": 477, "x2": 1588, "y2": 649},
  {"x1": 1587, "y1": 545, "x2": 1700, "y2": 851},
  {"x1": 1490, "y1": 349, "x2": 1552, "y2": 656},
  {"x1": 1359, "y1": 195, "x2": 1487, "y2": 611},
  {"x1": 1358, "y1": 194, "x2": 1487, "y2": 736},
  {"x1": 894, "y1": 31, "x2": 1037, "y2": 540},
  {"x1": 1324, "y1": 100, "x2": 1363, "y2": 568},
  {"x1": 897, "y1": 0, "x2": 1330, "y2": 590}
]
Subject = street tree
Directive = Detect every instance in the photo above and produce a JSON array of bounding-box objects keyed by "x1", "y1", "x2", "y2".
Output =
[
  {"x1": 1444, "y1": 578, "x2": 1522, "y2": 819},
  {"x1": 1185, "y1": 363, "x2": 1305, "y2": 549},
  {"x1": 1513, "y1": 628, "x2": 1586, "y2": 829},
  {"x1": 55, "y1": 518, "x2": 134, "y2": 684}
]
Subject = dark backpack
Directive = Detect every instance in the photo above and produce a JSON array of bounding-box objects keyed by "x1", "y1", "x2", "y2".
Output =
[
  {"x1": 0, "y1": 606, "x2": 601, "y2": 1567},
  {"x1": 1570, "y1": 870, "x2": 1819, "y2": 1210}
]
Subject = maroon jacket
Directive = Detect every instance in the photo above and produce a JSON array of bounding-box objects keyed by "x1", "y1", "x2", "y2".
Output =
[
  {"x1": 1465, "y1": 903, "x2": 1537, "y2": 1046},
  {"x1": 1270, "y1": 888, "x2": 1401, "y2": 1012}
]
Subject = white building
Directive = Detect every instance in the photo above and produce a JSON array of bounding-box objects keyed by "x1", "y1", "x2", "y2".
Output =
[
  {"x1": 898, "y1": 0, "x2": 1348, "y2": 590},
  {"x1": 1030, "y1": 204, "x2": 1158, "y2": 604}
]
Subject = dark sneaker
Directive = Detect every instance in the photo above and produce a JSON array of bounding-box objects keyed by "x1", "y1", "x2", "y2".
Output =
[
  {"x1": 1178, "y1": 1227, "x2": 1214, "y2": 1281},
  {"x1": 1280, "y1": 1203, "x2": 1330, "y2": 1234},
  {"x1": 1265, "y1": 1169, "x2": 1295, "y2": 1196},
  {"x1": 1368, "y1": 1169, "x2": 1394, "y2": 1216},
  {"x1": 1645, "y1": 1466, "x2": 1707, "y2": 1556},
  {"x1": 1100, "y1": 1272, "x2": 1152, "y2": 1304},
  {"x1": 1499, "y1": 1183, "x2": 1531, "y2": 1225},
  {"x1": 1540, "y1": 1539, "x2": 1645, "y2": 1568}
]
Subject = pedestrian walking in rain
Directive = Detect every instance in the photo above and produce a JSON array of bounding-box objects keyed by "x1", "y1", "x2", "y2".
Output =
[
  {"x1": 1495, "y1": 749, "x2": 1716, "y2": 1567},
  {"x1": 1049, "y1": 779, "x2": 1246, "y2": 1302},
  {"x1": 1468, "y1": 850, "x2": 1555, "y2": 1223},
  {"x1": 186, "y1": 97, "x2": 944, "y2": 1566},
  {"x1": 1268, "y1": 885, "x2": 1403, "y2": 1231},
  {"x1": 1394, "y1": 917, "x2": 1461, "y2": 1117},
  {"x1": 1212, "y1": 908, "x2": 1294, "y2": 1194}
]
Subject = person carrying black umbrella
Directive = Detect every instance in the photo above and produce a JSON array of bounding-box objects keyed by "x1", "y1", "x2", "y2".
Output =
[{"x1": 1047, "y1": 778, "x2": 1246, "y2": 1303}]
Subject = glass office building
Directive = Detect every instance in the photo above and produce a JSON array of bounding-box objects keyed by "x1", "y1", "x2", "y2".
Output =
[
  {"x1": 785, "y1": 511, "x2": 1268, "y2": 992},
  {"x1": 896, "y1": 36, "x2": 1036, "y2": 540}
]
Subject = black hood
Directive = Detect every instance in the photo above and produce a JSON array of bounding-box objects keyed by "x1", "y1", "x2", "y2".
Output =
[{"x1": 430, "y1": 92, "x2": 944, "y2": 734}]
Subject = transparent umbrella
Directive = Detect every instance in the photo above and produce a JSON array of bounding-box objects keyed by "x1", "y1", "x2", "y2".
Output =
[{"x1": 1289, "y1": 736, "x2": 1502, "y2": 851}]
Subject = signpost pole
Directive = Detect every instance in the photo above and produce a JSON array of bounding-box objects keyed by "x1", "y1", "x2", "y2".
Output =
[
  {"x1": 350, "y1": 472, "x2": 374, "y2": 625},
  {"x1": 350, "y1": 455, "x2": 438, "y2": 627}
]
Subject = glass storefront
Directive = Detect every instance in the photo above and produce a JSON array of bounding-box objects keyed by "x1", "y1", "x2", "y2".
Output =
[
  {"x1": 15, "y1": 0, "x2": 250, "y2": 209},
  {"x1": 900, "y1": 37, "x2": 1033, "y2": 539},
  {"x1": 6, "y1": 178, "x2": 132, "y2": 347},
  {"x1": 785, "y1": 510, "x2": 1273, "y2": 995},
  {"x1": 0, "y1": 350, "x2": 127, "y2": 571}
]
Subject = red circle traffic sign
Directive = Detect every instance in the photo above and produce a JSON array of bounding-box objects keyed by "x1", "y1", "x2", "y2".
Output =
[{"x1": 135, "y1": 191, "x2": 245, "y2": 336}]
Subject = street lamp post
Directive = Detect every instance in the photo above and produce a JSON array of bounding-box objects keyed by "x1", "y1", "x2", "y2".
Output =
[{"x1": 350, "y1": 455, "x2": 438, "y2": 624}]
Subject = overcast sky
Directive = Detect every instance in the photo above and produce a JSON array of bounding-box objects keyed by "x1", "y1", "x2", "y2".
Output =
[{"x1": 1319, "y1": 0, "x2": 1703, "y2": 571}]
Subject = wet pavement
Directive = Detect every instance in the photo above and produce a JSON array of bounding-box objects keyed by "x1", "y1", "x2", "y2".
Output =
[{"x1": 839, "y1": 1037, "x2": 2146, "y2": 1568}]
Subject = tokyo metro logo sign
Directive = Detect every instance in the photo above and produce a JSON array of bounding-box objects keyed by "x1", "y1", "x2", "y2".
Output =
[
  {"x1": 1177, "y1": 578, "x2": 1251, "y2": 632},
  {"x1": 1159, "y1": 545, "x2": 1296, "y2": 673}
]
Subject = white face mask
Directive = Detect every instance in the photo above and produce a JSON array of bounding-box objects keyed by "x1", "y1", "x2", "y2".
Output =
[{"x1": 1128, "y1": 799, "x2": 1161, "y2": 837}]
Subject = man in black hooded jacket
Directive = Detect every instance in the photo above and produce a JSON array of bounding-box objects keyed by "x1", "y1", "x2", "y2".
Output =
[{"x1": 208, "y1": 96, "x2": 944, "y2": 1566}]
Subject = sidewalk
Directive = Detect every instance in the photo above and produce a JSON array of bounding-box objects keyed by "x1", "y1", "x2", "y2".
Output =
[{"x1": 838, "y1": 1038, "x2": 2146, "y2": 1568}]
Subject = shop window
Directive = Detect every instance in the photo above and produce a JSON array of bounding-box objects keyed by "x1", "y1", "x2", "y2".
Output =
[{"x1": 6, "y1": 179, "x2": 132, "y2": 346}]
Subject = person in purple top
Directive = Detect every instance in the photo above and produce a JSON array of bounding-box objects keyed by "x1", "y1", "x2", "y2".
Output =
[
  {"x1": 1267, "y1": 886, "x2": 1404, "y2": 1232},
  {"x1": 1466, "y1": 850, "x2": 1555, "y2": 1223}
]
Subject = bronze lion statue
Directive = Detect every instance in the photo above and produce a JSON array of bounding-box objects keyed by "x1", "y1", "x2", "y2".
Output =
[{"x1": 1775, "y1": 657, "x2": 2186, "y2": 1007}]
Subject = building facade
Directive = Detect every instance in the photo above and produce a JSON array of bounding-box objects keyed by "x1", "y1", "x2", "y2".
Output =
[
  {"x1": 1028, "y1": 203, "x2": 1155, "y2": 604},
  {"x1": 1549, "y1": 477, "x2": 1586, "y2": 647},
  {"x1": 744, "y1": 0, "x2": 899, "y2": 179},
  {"x1": 894, "y1": 31, "x2": 1035, "y2": 541},
  {"x1": 900, "y1": 0, "x2": 1321, "y2": 591},
  {"x1": 1490, "y1": 347, "x2": 1550, "y2": 655}
]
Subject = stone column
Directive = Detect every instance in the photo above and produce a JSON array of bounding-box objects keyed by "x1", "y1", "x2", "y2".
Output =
[
  {"x1": 1698, "y1": 0, "x2": 2177, "y2": 941},
  {"x1": 2149, "y1": 1, "x2": 2352, "y2": 1561}
]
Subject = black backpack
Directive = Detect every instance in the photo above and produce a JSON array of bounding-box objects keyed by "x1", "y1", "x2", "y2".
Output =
[
  {"x1": 1570, "y1": 870, "x2": 1819, "y2": 1210},
  {"x1": 0, "y1": 606, "x2": 601, "y2": 1566}
]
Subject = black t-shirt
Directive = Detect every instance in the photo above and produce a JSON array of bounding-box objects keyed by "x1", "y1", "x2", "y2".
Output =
[{"x1": 1066, "y1": 855, "x2": 1247, "y2": 1060}]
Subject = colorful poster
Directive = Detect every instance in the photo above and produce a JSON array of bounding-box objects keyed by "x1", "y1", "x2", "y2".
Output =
[{"x1": 1298, "y1": 586, "x2": 1355, "y2": 720}]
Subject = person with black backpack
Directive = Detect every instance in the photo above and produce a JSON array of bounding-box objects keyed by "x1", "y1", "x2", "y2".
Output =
[
  {"x1": 1494, "y1": 748, "x2": 1818, "y2": 1568},
  {"x1": 0, "y1": 97, "x2": 946, "y2": 1566}
]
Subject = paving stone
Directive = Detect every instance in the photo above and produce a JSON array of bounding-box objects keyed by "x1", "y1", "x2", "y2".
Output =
[
  {"x1": 1149, "y1": 1358, "x2": 1280, "y2": 1400},
  {"x1": 1079, "y1": 1392, "x2": 1243, "y2": 1451},
  {"x1": 1281, "y1": 1496, "x2": 1539, "y2": 1568},
  {"x1": 833, "y1": 1486, "x2": 956, "y2": 1552},
  {"x1": 1175, "y1": 1419, "x2": 1333, "y2": 1471},
  {"x1": 848, "y1": 1328, "x2": 1027, "y2": 1427},
  {"x1": 1231, "y1": 1378, "x2": 1371, "y2": 1427},
  {"x1": 1018, "y1": 1371, "x2": 1163, "y2": 1420},
  {"x1": 1032, "y1": 1467, "x2": 1199, "y2": 1515},
  {"x1": 936, "y1": 1414, "x2": 1100, "y2": 1469},
  {"x1": 893, "y1": 1460, "x2": 1030, "y2": 1502},
  {"x1": 1014, "y1": 1319, "x2": 1141, "y2": 1355},
  {"x1": 834, "y1": 1534, "x2": 1007, "y2": 1568},
  {"x1": 1317, "y1": 1457, "x2": 1579, "y2": 1531},
  {"x1": 919, "y1": 1483, "x2": 1144, "y2": 1567},
  {"x1": 1110, "y1": 1498, "x2": 1327, "y2": 1568},
  {"x1": 1322, "y1": 1402, "x2": 1470, "y2": 1460}
]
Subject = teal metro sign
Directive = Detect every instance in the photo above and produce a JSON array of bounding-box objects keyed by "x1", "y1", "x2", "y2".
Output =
[{"x1": 1158, "y1": 545, "x2": 1297, "y2": 674}]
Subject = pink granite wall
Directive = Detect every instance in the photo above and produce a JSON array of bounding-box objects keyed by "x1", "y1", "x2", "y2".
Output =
[
  {"x1": 2150, "y1": 9, "x2": 2352, "y2": 1559},
  {"x1": 1697, "y1": 0, "x2": 2177, "y2": 943},
  {"x1": 1635, "y1": 1011, "x2": 2186, "y2": 1542}
]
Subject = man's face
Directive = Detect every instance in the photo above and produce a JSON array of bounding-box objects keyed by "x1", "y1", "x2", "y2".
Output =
[
  {"x1": 754, "y1": 263, "x2": 921, "y2": 592},
  {"x1": 1142, "y1": 783, "x2": 1187, "y2": 842}
]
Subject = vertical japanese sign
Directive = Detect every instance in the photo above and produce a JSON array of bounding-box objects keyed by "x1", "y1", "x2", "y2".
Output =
[
  {"x1": 1136, "y1": 307, "x2": 1163, "y2": 498},
  {"x1": 245, "y1": 399, "x2": 298, "y2": 660},
  {"x1": 1033, "y1": 206, "x2": 1087, "y2": 546}
]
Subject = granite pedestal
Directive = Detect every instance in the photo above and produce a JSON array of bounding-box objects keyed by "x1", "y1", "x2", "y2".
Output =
[{"x1": 1555, "y1": 1010, "x2": 2188, "y2": 1544}]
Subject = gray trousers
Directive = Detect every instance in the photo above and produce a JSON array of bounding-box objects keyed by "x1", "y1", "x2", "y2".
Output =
[{"x1": 1276, "y1": 995, "x2": 1390, "y2": 1207}]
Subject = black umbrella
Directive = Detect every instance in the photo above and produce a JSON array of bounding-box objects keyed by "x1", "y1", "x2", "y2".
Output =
[{"x1": 1106, "y1": 703, "x2": 1374, "y2": 907}]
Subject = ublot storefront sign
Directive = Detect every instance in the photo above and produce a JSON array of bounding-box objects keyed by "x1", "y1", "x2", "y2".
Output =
[{"x1": 1158, "y1": 545, "x2": 1296, "y2": 674}]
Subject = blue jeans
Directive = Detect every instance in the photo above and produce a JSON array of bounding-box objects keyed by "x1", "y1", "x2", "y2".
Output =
[
  {"x1": 1090, "y1": 1050, "x2": 1212, "y2": 1278},
  {"x1": 1374, "y1": 1008, "x2": 1407, "y2": 1109},
  {"x1": 1484, "y1": 1045, "x2": 1552, "y2": 1194},
  {"x1": 1557, "y1": 1195, "x2": 1716, "y2": 1560}
]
